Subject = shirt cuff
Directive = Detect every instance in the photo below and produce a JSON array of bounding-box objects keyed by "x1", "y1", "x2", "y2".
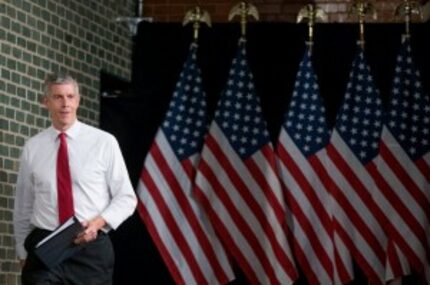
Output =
[
  {"x1": 101, "y1": 212, "x2": 121, "y2": 230},
  {"x1": 16, "y1": 244, "x2": 27, "y2": 260}
]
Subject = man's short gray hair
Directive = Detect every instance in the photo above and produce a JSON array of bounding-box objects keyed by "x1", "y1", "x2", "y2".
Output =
[{"x1": 44, "y1": 72, "x2": 80, "y2": 97}]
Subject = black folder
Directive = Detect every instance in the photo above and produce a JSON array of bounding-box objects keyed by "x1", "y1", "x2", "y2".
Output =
[{"x1": 34, "y1": 216, "x2": 84, "y2": 269}]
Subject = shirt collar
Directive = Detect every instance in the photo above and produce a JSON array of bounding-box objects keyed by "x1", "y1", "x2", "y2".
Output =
[{"x1": 49, "y1": 120, "x2": 81, "y2": 140}]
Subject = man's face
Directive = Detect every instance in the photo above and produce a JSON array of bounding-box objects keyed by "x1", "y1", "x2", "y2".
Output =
[{"x1": 43, "y1": 83, "x2": 80, "y2": 131}]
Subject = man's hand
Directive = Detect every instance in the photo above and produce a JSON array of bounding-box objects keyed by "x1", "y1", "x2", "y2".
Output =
[{"x1": 74, "y1": 216, "x2": 107, "y2": 245}]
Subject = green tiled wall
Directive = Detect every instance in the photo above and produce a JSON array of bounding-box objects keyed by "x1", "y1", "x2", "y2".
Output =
[{"x1": 0, "y1": 1, "x2": 135, "y2": 283}]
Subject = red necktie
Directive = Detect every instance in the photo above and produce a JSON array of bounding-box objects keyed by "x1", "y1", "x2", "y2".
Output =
[{"x1": 57, "y1": 132, "x2": 74, "y2": 223}]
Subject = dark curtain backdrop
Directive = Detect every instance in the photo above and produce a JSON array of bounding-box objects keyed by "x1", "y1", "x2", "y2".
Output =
[{"x1": 100, "y1": 22, "x2": 430, "y2": 285}]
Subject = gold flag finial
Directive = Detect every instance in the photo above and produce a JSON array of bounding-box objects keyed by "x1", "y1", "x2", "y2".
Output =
[
  {"x1": 228, "y1": 1, "x2": 259, "y2": 38},
  {"x1": 349, "y1": 1, "x2": 377, "y2": 49},
  {"x1": 395, "y1": 0, "x2": 422, "y2": 36},
  {"x1": 183, "y1": 6, "x2": 212, "y2": 41},
  {"x1": 297, "y1": 4, "x2": 327, "y2": 54}
]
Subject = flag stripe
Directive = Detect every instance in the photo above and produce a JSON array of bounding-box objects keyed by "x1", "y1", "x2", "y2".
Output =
[
  {"x1": 277, "y1": 134, "x2": 333, "y2": 281},
  {"x1": 332, "y1": 219, "x2": 383, "y2": 284},
  {"x1": 138, "y1": 170, "x2": 198, "y2": 284},
  {"x1": 325, "y1": 134, "x2": 387, "y2": 284},
  {"x1": 200, "y1": 129, "x2": 296, "y2": 282},
  {"x1": 246, "y1": 153, "x2": 298, "y2": 274},
  {"x1": 251, "y1": 146, "x2": 288, "y2": 223},
  {"x1": 368, "y1": 161, "x2": 427, "y2": 271},
  {"x1": 381, "y1": 146, "x2": 429, "y2": 212},
  {"x1": 193, "y1": 175, "x2": 262, "y2": 284},
  {"x1": 416, "y1": 158, "x2": 430, "y2": 183},
  {"x1": 377, "y1": 130, "x2": 430, "y2": 273},
  {"x1": 386, "y1": 241, "x2": 406, "y2": 278},
  {"x1": 195, "y1": 157, "x2": 275, "y2": 284},
  {"x1": 326, "y1": 138, "x2": 385, "y2": 262},
  {"x1": 324, "y1": 49, "x2": 388, "y2": 284},
  {"x1": 285, "y1": 198, "x2": 333, "y2": 283},
  {"x1": 381, "y1": 130, "x2": 428, "y2": 187},
  {"x1": 151, "y1": 138, "x2": 235, "y2": 283},
  {"x1": 370, "y1": 158, "x2": 427, "y2": 237},
  {"x1": 368, "y1": 169, "x2": 426, "y2": 270},
  {"x1": 137, "y1": 44, "x2": 234, "y2": 285},
  {"x1": 182, "y1": 157, "x2": 195, "y2": 178},
  {"x1": 200, "y1": 135, "x2": 279, "y2": 283},
  {"x1": 140, "y1": 150, "x2": 209, "y2": 284},
  {"x1": 381, "y1": 136, "x2": 430, "y2": 220},
  {"x1": 332, "y1": 231, "x2": 354, "y2": 283},
  {"x1": 279, "y1": 171, "x2": 333, "y2": 280},
  {"x1": 278, "y1": 136, "x2": 332, "y2": 233},
  {"x1": 194, "y1": 40, "x2": 297, "y2": 284},
  {"x1": 137, "y1": 200, "x2": 187, "y2": 285},
  {"x1": 289, "y1": 230, "x2": 322, "y2": 284},
  {"x1": 311, "y1": 151, "x2": 355, "y2": 284},
  {"x1": 377, "y1": 39, "x2": 430, "y2": 280},
  {"x1": 274, "y1": 50, "x2": 336, "y2": 284},
  {"x1": 206, "y1": 127, "x2": 294, "y2": 272},
  {"x1": 329, "y1": 190, "x2": 383, "y2": 283}
]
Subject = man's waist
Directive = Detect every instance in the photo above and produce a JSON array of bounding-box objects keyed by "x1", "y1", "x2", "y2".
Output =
[
  {"x1": 31, "y1": 215, "x2": 110, "y2": 233},
  {"x1": 32, "y1": 227, "x2": 108, "y2": 234}
]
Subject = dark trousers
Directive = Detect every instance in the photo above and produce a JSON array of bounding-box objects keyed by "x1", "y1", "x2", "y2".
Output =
[{"x1": 22, "y1": 228, "x2": 114, "y2": 285}]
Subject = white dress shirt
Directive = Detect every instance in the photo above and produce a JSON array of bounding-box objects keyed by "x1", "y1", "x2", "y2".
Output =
[{"x1": 13, "y1": 120, "x2": 137, "y2": 259}]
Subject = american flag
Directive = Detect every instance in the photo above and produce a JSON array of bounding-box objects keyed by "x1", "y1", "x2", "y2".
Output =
[
  {"x1": 375, "y1": 37, "x2": 430, "y2": 280},
  {"x1": 136, "y1": 43, "x2": 235, "y2": 285},
  {"x1": 194, "y1": 39, "x2": 298, "y2": 284},
  {"x1": 276, "y1": 49, "x2": 338, "y2": 284},
  {"x1": 323, "y1": 47, "x2": 387, "y2": 284}
]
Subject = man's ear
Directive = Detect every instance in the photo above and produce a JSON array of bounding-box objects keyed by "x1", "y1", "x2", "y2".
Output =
[{"x1": 42, "y1": 95, "x2": 48, "y2": 107}]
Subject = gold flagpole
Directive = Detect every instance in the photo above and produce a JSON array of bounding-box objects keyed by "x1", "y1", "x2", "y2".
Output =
[
  {"x1": 296, "y1": 4, "x2": 327, "y2": 55},
  {"x1": 395, "y1": 0, "x2": 423, "y2": 39},
  {"x1": 228, "y1": 1, "x2": 260, "y2": 39},
  {"x1": 349, "y1": 1, "x2": 377, "y2": 50},
  {"x1": 183, "y1": 6, "x2": 212, "y2": 42}
]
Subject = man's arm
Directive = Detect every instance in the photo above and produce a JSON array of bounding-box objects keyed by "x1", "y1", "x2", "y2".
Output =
[
  {"x1": 13, "y1": 146, "x2": 34, "y2": 263},
  {"x1": 99, "y1": 136, "x2": 137, "y2": 230}
]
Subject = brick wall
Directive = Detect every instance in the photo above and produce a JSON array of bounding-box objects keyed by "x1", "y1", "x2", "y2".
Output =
[
  {"x1": 0, "y1": 0, "x2": 134, "y2": 284},
  {"x1": 143, "y1": 0, "x2": 427, "y2": 23}
]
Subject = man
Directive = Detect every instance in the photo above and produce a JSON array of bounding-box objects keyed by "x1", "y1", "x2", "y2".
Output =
[{"x1": 13, "y1": 73, "x2": 137, "y2": 284}]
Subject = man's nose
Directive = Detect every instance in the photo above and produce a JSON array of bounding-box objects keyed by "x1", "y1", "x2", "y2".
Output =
[{"x1": 61, "y1": 98, "x2": 69, "y2": 107}]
